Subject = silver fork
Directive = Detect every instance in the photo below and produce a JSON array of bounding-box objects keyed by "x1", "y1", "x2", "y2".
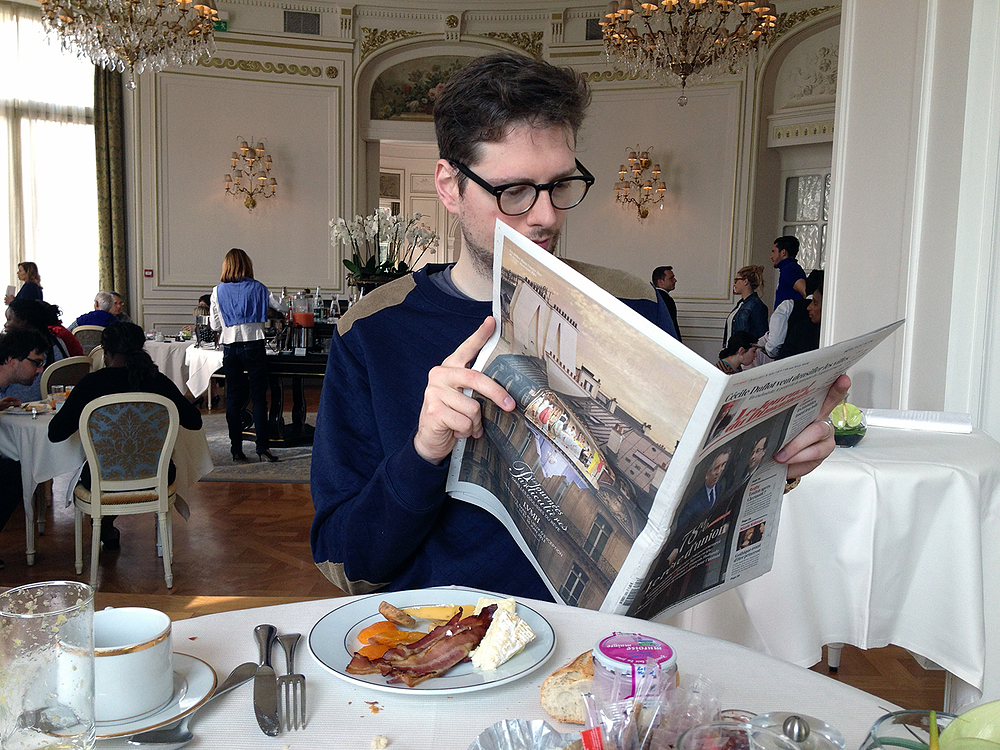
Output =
[{"x1": 277, "y1": 633, "x2": 306, "y2": 731}]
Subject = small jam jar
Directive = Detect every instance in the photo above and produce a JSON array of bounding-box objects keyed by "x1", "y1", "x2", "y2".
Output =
[{"x1": 592, "y1": 632, "x2": 678, "y2": 701}]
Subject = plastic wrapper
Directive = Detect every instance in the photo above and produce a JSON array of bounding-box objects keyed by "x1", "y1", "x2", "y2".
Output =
[
  {"x1": 467, "y1": 719, "x2": 582, "y2": 750},
  {"x1": 584, "y1": 659, "x2": 722, "y2": 750}
]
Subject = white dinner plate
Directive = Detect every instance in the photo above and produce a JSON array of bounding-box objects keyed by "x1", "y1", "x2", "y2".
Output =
[
  {"x1": 96, "y1": 653, "x2": 217, "y2": 738},
  {"x1": 309, "y1": 587, "x2": 556, "y2": 695}
]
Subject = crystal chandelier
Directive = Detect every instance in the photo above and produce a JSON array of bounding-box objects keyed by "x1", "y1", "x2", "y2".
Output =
[
  {"x1": 615, "y1": 147, "x2": 666, "y2": 221},
  {"x1": 38, "y1": 0, "x2": 219, "y2": 89},
  {"x1": 225, "y1": 138, "x2": 277, "y2": 211},
  {"x1": 600, "y1": 0, "x2": 777, "y2": 106}
]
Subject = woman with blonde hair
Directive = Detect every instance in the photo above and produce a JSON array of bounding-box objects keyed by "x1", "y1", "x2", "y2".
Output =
[
  {"x1": 210, "y1": 248, "x2": 283, "y2": 462},
  {"x1": 5, "y1": 261, "x2": 43, "y2": 304},
  {"x1": 724, "y1": 264, "x2": 768, "y2": 343}
]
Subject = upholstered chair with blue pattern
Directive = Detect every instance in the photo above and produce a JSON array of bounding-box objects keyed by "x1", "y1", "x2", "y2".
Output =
[
  {"x1": 72, "y1": 325, "x2": 105, "y2": 355},
  {"x1": 73, "y1": 392, "x2": 179, "y2": 587}
]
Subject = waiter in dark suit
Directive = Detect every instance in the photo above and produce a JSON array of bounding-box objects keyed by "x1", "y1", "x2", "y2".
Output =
[{"x1": 652, "y1": 266, "x2": 682, "y2": 342}]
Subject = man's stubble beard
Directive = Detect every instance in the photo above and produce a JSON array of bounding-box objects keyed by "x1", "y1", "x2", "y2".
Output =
[{"x1": 461, "y1": 223, "x2": 561, "y2": 279}]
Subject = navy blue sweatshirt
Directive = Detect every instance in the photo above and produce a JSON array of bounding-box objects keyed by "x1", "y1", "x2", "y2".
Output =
[{"x1": 310, "y1": 263, "x2": 677, "y2": 598}]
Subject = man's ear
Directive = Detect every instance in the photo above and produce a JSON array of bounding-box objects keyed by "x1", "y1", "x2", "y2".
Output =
[{"x1": 435, "y1": 160, "x2": 461, "y2": 215}]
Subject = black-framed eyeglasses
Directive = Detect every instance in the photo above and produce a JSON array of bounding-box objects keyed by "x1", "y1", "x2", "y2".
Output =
[
  {"x1": 24, "y1": 356, "x2": 45, "y2": 369},
  {"x1": 451, "y1": 159, "x2": 595, "y2": 216}
]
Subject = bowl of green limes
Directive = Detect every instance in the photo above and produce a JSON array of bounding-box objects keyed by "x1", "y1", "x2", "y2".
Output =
[{"x1": 832, "y1": 400, "x2": 866, "y2": 447}]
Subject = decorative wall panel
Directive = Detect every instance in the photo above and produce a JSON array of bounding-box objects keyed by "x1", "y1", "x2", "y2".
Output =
[{"x1": 156, "y1": 72, "x2": 342, "y2": 292}]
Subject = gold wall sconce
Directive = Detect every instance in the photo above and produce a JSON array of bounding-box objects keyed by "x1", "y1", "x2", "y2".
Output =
[
  {"x1": 225, "y1": 138, "x2": 277, "y2": 211},
  {"x1": 615, "y1": 147, "x2": 665, "y2": 220}
]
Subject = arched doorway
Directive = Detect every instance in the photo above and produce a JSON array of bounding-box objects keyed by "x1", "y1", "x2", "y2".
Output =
[
  {"x1": 354, "y1": 40, "x2": 518, "y2": 266},
  {"x1": 750, "y1": 10, "x2": 840, "y2": 279}
]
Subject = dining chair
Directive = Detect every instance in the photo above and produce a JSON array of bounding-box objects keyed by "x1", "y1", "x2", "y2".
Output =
[
  {"x1": 89, "y1": 345, "x2": 105, "y2": 371},
  {"x1": 39, "y1": 355, "x2": 93, "y2": 396},
  {"x1": 73, "y1": 392, "x2": 180, "y2": 588},
  {"x1": 73, "y1": 325, "x2": 105, "y2": 355}
]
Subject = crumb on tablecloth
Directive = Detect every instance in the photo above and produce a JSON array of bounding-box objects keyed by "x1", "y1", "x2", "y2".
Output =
[
  {"x1": 366, "y1": 701, "x2": 381, "y2": 714},
  {"x1": 372, "y1": 734, "x2": 389, "y2": 749}
]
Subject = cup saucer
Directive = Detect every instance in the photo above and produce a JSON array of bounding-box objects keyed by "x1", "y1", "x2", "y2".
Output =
[{"x1": 96, "y1": 653, "x2": 217, "y2": 739}]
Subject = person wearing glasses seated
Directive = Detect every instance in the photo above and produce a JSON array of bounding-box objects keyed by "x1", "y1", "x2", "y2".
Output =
[
  {"x1": 1, "y1": 299, "x2": 72, "y2": 404},
  {"x1": 310, "y1": 52, "x2": 850, "y2": 600},
  {"x1": 0, "y1": 328, "x2": 51, "y2": 569}
]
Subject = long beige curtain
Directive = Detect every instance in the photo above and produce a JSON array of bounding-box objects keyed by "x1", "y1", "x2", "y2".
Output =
[{"x1": 94, "y1": 68, "x2": 128, "y2": 309}]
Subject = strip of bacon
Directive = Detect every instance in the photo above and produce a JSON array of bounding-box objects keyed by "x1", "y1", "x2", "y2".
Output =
[
  {"x1": 383, "y1": 628, "x2": 486, "y2": 686},
  {"x1": 345, "y1": 605, "x2": 496, "y2": 686}
]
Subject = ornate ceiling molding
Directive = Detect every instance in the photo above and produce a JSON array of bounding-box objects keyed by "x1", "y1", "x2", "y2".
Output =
[
  {"x1": 198, "y1": 57, "x2": 324, "y2": 77},
  {"x1": 773, "y1": 6, "x2": 839, "y2": 42},
  {"x1": 360, "y1": 28, "x2": 422, "y2": 60},
  {"x1": 581, "y1": 69, "x2": 642, "y2": 83},
  {"x1": 480, "y1": 31, "x2": 544, "y2": 58},
  {"x1": 462, "y1": 10, "x2": 550, "y2": 22}
]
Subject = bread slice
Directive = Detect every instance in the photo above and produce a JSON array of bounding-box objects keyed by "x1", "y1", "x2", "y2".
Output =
[{"x1": 540, "y1": 650, "x2": 594, "y2": 724}]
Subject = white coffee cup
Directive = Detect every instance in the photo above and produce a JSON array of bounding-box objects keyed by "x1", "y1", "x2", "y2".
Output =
[{"x1": 94, "y1": 607, "x2": 174, "y2": 723}]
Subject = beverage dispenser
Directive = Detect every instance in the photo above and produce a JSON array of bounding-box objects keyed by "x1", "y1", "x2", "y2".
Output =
[{"x1": 290, "y1": 293, "x2": 314, "y2": 350}]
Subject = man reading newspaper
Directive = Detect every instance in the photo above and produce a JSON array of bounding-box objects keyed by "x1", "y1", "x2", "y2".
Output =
[{"x1": 309, "y1": 52, "x2": 849, "y2": 600}]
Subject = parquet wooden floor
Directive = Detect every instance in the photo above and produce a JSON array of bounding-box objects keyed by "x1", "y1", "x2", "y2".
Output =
[{"x1": 0, "y1": 393, "x2": 945, "y2": 712}]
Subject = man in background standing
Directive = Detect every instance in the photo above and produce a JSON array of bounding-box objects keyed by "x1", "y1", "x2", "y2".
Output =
[
  {"x1": 652, "y1": 265, "x2": 681, "y2": 341},
  {"x1": 771, "y1": 236, "x2": 807, "y2": 308}
]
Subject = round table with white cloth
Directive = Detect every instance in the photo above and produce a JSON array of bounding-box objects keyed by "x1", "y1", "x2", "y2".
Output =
[{"x1": 95, "y1": 589, "x2": 898, "y2": 750}]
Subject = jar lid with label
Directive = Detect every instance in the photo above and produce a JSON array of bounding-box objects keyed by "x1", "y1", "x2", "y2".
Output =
[
  {"x1": 592, "y1": 632, "x2": 677, "y2": 702},
  {"x1": 593, "y1": 632, "x2": 676, "y2": 671}
]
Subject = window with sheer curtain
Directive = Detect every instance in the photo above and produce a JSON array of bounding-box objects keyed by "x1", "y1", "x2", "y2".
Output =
[
  {"x1": 1, "y1": 1, "x2": 98, "y2": 323},
  {"x1": 781, "y1": 170, "x2": 830, "y2": 274}
]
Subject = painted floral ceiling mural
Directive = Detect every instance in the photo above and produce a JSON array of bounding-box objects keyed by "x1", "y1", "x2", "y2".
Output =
[{"x1": 371, "y1": 56, "x2": 472, "y2": 121}]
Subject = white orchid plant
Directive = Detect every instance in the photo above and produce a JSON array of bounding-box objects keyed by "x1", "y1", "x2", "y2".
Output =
[{"x1": 330, "y1": 207, "x2": 439, "y2": 281}]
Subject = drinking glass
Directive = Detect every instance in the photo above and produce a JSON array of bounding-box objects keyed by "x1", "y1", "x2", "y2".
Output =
[
  {"x1": 0, "y1": 581, "x2": 96, "y2": 750},
  {"x1": 49, "y1": 385, "x2": 65, "y2": 410}
]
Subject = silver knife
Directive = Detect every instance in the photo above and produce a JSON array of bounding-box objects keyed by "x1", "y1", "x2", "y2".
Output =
[{"x1": 253, "y1": 624, "x2": 280, "y2": 736}]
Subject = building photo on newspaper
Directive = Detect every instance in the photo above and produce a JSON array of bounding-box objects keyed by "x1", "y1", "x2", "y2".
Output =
[{"x1": 447, "y1": 222, "x2": 901, "y2": 621}]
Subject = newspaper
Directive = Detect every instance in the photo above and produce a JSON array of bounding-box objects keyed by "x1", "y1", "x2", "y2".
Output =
[{"x1": 446, "y1": 222, "x2": 902, "y2": 620}]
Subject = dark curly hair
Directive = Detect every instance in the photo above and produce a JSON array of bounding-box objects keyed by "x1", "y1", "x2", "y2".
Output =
[
  {"x1": 101, "y1": 321, "x2": 157, "y2": 388},
  {"x1": 8, "y1": 299, "x2": 59, "y2": 333},
  {"x1": 434, "y1": 52, "x2": 591, "y2": 190}
]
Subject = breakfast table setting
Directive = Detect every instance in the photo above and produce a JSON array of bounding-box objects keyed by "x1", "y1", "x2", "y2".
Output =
[{"x1": 82, "y1": 587, "x2": 908, "y2": 750}]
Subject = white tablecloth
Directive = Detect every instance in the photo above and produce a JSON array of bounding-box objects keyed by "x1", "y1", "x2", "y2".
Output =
[
  {"x1": 669, "y1": 426, "x2": 1000, "y2": 712},
  {"x1": 145, "y1": 340, "x2": 195, "y2": 394},
  {"x1": 184, "y1": 345, "x2": 224, "y2": 398},
  {"x1": 97, "y1": 591, "x2": 897, "y2": 750},
  {"x1": 0, "y1": 410, "x2": 214, "y2": 565}
]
